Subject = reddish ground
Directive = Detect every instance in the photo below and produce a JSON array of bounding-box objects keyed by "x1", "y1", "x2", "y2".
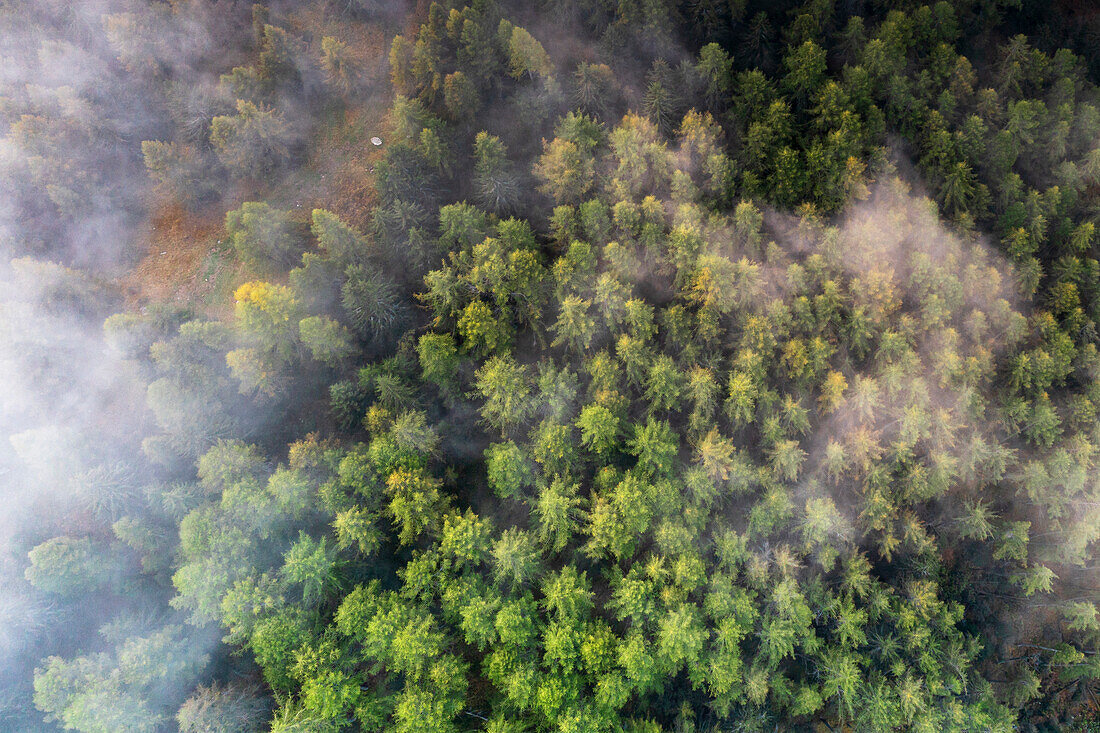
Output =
[
  {"x1": 118, "y1": 11, "x2": 395, "y2": 315},
  {"x1": 118, "y1": 201, "x2": 236, "y2": 315}
]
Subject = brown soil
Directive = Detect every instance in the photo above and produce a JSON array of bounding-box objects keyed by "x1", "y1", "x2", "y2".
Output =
[
  {"x1": 118, "y1": 201, "x2": 235, "y2": 313},
  {"x1": 309, "y1": 104, "x2": 386, "y2": 230},
  {"x1": 119, "y1": 12, "x2": 396, "y2": 315}
]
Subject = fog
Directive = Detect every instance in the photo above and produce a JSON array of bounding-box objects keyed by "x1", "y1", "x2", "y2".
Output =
[
  {"x1": 2, "y1": 0, "x2": 1099, "y2": 730},
  {"x1": 0, "y1": 1, "x2": 249, "y2": 728}
]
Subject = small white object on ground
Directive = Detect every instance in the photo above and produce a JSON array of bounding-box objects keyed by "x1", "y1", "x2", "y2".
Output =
[{"x1": 371, "y1": 136, "x2": 383, "y2": 146}]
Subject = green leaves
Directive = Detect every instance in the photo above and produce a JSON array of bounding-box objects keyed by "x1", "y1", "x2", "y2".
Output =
[
  {"x1": 534, "y1": 138, "x2": 595, "y2": 205},
  {"x1": 658, "y1": 604, "x2": 708, "y2": 670},
  {"x1": 25, "y1": 536, "x2": 116, "y2": 597},
  {"x1": 342, "y1": 265, "x2": 405, "y2": 341},
  {"x1": 576, "y1": 404, "x2": 621, "y2": 456},
  {"x1": 492, "y1": 529, "x2": 541, "y2": 588},
  {"x1": 45, "y1": 3, "x2": 1100, "y2": 731},
  {"x1": 628, "y1": 419, "x2": 677, "y2": 476},
  {"x1": 440, "y1": 510, "x2": 493, "y2": 568},
  {"x1": 541, "y1": 566, "x2": 593, "y2": 620},
  {"x1": 551, "y1": 296, "x2": 596, "y2": 352},
  {"x1": 769, "y1": 439, "x2": 806, "y2": 482},
  {"x1": 534, "y1": 478, "x2": 583, "y2": 552},
  {"x1": 281, "y1": 533, "x2": 338, "y2": 607},
  {"x1": 386, "y1": 468, "x2": 449, "y2": 545},
  {"x1": 299, "y1": 315, "x2": 356, "y2": 366},
  {"x1": 475, "y1": 355, "x2": 535, "y2": 436},
  {"x1": 485, "y1": 441, "x2": 534, "y2": 499},
  {"x1": 506, "y1": 26, "x2": 552, "y2": 80},
  {"x1": 643, "y1": 355, "x2": 684, "y2": 414},
  {"x1": 210, "y1": 100, "x2": 292, "y2": 179}
]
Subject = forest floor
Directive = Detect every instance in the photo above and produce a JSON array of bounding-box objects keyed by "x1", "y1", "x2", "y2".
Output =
[
  {"x1": 118, "y1": 10, "x2": 392, "y2": 317},
  {"x1": 118, "y1": 201, "x2": 239, "y2": 318}
]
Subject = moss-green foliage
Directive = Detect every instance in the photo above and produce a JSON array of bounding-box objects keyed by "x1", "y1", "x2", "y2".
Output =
[{"x1": 12, "y1": 0, "x2": 1100, "y2": 731}]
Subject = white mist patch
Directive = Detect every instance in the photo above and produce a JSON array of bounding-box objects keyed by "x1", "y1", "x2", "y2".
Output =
[{"x1": 737, "y1": 177, "x2": 1030, "y2": 561}]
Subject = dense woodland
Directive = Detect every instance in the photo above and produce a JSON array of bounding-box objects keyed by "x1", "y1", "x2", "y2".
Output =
[{"x1": 7, "y1": 0, "x2": 1100, "y2": 730}]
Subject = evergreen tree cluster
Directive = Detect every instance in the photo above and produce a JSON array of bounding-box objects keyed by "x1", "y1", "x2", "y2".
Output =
[{"x1": 5, "y1": 0, "x2": 1100, "y2": 730}]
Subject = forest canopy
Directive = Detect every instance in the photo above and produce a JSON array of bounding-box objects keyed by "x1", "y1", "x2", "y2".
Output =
[{"x1": 5, "y1": 0, "x2": 1100, "y2": 731}]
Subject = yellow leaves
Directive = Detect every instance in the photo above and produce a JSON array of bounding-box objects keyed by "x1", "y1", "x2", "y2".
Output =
[
  {"x1": 612, "y1": 111, "x2": 661, "y2": 144},
  {"x1": 234, "y1": 280, "x2": 271, "y2": 306},
  {"x1": 385, "y1": 468, "x2": 421, "y2": 497},
  {"x1": 905, "y1": 579, "x2": 940, "y2": 619},
  {"x1": 843, "y1": 155, "x2": 871, "y2": 201},
  {"x1": 851, "y1": 267, "x2": 900, "y2": 326},
  {"x1": 819, "y1": 370, "x2": 848, "y2": 412},
  {"x1": 782, "y1": 337, "x2": 809, "y2": 377},
  {"x1": 696, "y1": 429, "x2": 736, "y2": 482},
  {"x1": 688, "y1": 265, "x2": 717, "y2": 308},
  {"x1": 234, "y1": 280, "x2": 301, "y2": 324},
  {"x1": 742, "y1": 315, "x2": 777, "y2": 355},
  {"x1": 364, "y1": 405, "x2": 393, "y2": 435},
  {"x1": 533, "y1": 137, "x2": 593, "y2": 204},
  {"x1": 726, "y1": 370, "x2": 756, "y2": 426},
  {"x1": 507, "y1": 26, "x2": 553, "y2": 79},
  {"x1": 847, "y1": 426, "x2": 883, "y2": 474},
  {"x1": 458, "y1": 299, "x2": 502, "y2": 354},
  {"x1": 877, "y1": 531, "x2": 900, "y2": 562}
]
